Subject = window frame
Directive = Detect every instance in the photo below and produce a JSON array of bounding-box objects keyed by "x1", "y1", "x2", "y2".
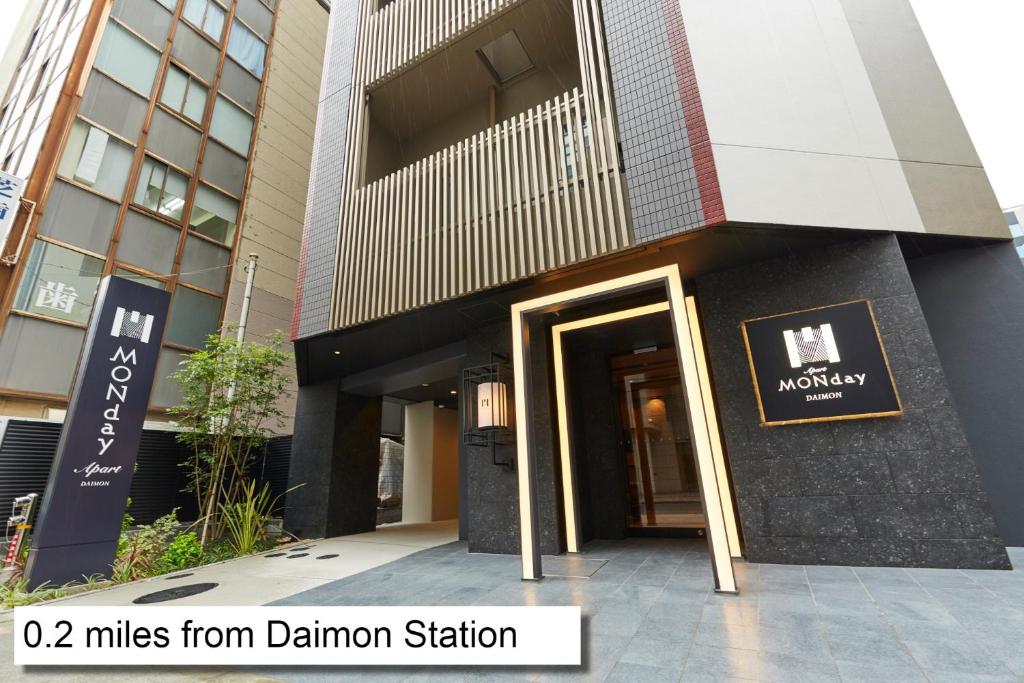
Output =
[
  {"x1": 226, "y1": 18, "x2": 269, "y2": 79},
  {"x1": 133, "y1": 155, "x2": 191, "y2": 223},
  {"x1": 159, "y1": 62, "x2": 211, "y2": 125},
  {"x1": 182, "y1": 0, "x2": 228, "y2": 44}
]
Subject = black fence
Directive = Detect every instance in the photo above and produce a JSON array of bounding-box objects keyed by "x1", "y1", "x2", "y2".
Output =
[{"x1": 0, "y1": 419, "x2": 293, "y2": 528}]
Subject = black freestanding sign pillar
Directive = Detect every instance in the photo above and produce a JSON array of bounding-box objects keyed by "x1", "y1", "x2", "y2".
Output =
[{"x1": 25, "y1": 276, "x2": 170, "y2": 588}]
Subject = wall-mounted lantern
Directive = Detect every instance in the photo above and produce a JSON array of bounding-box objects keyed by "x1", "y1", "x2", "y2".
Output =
[{"x1": 462, "y1": 354, "x2": 515, "y2": 467}]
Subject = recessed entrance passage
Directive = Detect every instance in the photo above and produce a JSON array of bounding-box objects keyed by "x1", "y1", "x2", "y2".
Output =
[
  {"x1": 511, "y1": 265, "x2": 739, "y2": 592},
  {"x1": 616, "y1": 352, "x2": 705, "y2": 532}
]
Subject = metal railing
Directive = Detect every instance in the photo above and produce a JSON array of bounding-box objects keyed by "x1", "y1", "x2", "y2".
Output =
[{"x1": 334, "y1": 88, "x2": 630, "y2": 326}]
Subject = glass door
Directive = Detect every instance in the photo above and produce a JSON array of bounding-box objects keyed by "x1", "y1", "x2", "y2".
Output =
[{"x1": 615, "y1": 353, "x2": 705, "y2": 532}]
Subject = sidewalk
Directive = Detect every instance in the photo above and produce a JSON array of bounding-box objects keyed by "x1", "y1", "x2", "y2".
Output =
[{"x1": 28, "y1": 520, "x2": 459, "y2": 609}]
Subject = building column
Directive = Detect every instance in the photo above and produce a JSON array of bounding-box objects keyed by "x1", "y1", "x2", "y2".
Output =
[{"x1": 284, "y1": 380, "x2": 381, "y2": 539}]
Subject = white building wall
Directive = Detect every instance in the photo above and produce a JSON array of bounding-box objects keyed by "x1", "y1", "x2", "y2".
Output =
[{"x1": 680, "y1": 0, "x2": 1007, "y2": 239}]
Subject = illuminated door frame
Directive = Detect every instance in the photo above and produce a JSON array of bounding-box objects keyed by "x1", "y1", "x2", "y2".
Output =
[
  {"x1": 511, "y1": 265, "x2": 738, "y2": 592},
  {"x1": 551, "y1": 299, "x2": 743, "y2": 559}
]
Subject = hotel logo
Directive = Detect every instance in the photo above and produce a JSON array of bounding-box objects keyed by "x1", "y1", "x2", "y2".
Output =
[
  {"x1": 110, "y1": 307, "x2": 155, "y2": 344},
  {"x1": 782, "y1": 324, "x2": 840, "y2": 368}
]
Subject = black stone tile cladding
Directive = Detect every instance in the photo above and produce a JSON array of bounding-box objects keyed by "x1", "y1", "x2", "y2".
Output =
[{"x1": 696, "y1": 234, "x2": 1010, "y2": 569}]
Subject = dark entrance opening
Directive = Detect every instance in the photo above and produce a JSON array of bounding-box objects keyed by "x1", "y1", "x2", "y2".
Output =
[
  {"x1": 560, "y1": 300, "x2": 716, "y2": 543},
  {"x1": 612, "y1": 349, "x2": 705, "y2": 537}
]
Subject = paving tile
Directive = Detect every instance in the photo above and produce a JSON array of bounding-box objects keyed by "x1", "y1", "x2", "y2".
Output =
[
  {"x1": 894, "y1": 623, "x2": 1014, "y2": 677},
  {"x1": 834, "y1": 659, "x2": 927, "y2": 682},
  {"x1": 619, "y1": 635, "x2": 689, "y2": 670},
  {"x1": 606, "y1": 661, "x2": 683, "y2": 682},
  {"x1": 824, "y1": 628, "x2": 916, "y2": 667},
  {"x1": 699, "y1": 599, "x2": 759, "y2": 627},
  {"x1": 920, "y1": 672, "x2": 1020, "y2": 683},
  {"x1": 694, "y1": 620, "x2": 833, "y2": 664},
  {"x1": 683, "y1": 645, "x2": 840, "y2": 683}
]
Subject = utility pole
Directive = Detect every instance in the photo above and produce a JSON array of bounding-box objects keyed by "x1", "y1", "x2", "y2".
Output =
[
  {"x1": 236, "y1": 252, "x2": 259, "y2": 343},
  {"x1": 225, "y1": 253, "x2": 259, "y2": 407}
]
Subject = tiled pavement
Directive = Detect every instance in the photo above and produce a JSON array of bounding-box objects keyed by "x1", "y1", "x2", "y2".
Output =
[{"x1": 256, "y1": 541, "x2": 1024, "y2": 682}]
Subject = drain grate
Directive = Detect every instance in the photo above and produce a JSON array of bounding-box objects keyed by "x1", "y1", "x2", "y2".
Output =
[
  {"x1": 316, "y1": 554, "x2": 339, "y2": 560},
  {"x1": 286, "y1": 553, "x2": 309, "y2": 559},
  {"x1": 133, "y1": 583, "x2": 218, "y2": 604},
  {"x1": 265, "y1": 553, "x2": 287, "y2": 558},
  {"x1": 164, "y1": 573, "x2": 194, "y2": 580},
  {"x1": 290, "y1": 546, "x2": 313, "y2": 551}
]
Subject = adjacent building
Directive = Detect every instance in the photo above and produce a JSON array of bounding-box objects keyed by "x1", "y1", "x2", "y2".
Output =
[
  {"x1": 1005, "y1": 205, "x2": 1024, "y2": 261},
  {"x1": 0, "y1": 0, "x2": 329, "y2": 430},
  {"x1": 285, "y1": 0, "x2": 1024, "y2": 586}
]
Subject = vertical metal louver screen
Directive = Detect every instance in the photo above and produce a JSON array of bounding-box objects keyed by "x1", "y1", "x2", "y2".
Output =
[
  {"x1": 261, "y1": 435, "x2": 293, "y2": 514},
  {"x1": 331, "y1": 0, "x2": 631, "y2": 329},
  {"x1": 0, "y1": 420, "x2": 62, "y2": 529},
  {"x1": 0, "y1": 420, "x2": 293, "y2": 527}
]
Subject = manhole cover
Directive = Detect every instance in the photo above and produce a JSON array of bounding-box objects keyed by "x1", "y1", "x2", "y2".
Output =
[
  {"x1": 133, "y1": 583, "x2": 218, "y2": 604},
  {"x1": 164, "y1": 573, "x2": 194, "y2": 580},
  {"x1": 286, "y1": 553, "x2": 309, "y2": 559},
  {"x1": 316, "y1": 554, "x2": 339, "y2": 560},
  {"x1": 265, "y1": 553, "x2": 287, "y2": 558}
]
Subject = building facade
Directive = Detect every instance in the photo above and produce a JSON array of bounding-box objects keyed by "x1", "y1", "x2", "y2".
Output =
[
  {"x1": 286, "y1": 0, "x2": 1024, "y2": 584},
  {"x1": 0, "y1": 0, "x2": 328, "y2": 430},
  {"x1": 1005, "y1": 206, "x2": 1024, "y2": 262}
]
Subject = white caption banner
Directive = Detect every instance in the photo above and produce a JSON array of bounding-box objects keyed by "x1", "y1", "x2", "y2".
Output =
[{"x1": 15, "y1": 606, "x2": 581, "y2": 666}]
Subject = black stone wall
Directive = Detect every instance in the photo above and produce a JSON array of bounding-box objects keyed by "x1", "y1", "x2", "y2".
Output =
[
  {"x1": 906, "y1": 240, "x2": 1024, "y2": 545},
  {"x1": 697, "y1": 234, "x2": 1010, "y2": 569},
  {"x1": 284, "y1": 381, "x2": 381, "y2": 539},
  {"x1": 565, "y1": 335, "x2": 628, "y2": 542},
  {"x1": 460, "y1": 317, "x2": 564, "y2": 555}
]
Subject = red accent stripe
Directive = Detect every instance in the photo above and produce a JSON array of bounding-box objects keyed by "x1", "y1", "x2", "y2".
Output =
[{"x1": 661, "y1": 0, "x2": 725, "y2": 226}]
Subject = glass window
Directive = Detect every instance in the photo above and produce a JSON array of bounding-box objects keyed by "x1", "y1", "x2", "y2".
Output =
[
  {"x1": 210, "y1": 95, "x2": 253, "y2": 155},
  {"x1": 156, "y1": 0, "x2": 178, "y2": 9},
  {"x1": 111, "y1": 0, "x2": 172, "y2": 47},
  {"x1": 190, "y1": 184, "x2": 238, "y2": 244},
  {"x1": 183, "y1": 0, "x2": 226, "y2": 42},
  {"x1": 12, "y1": 240, "x2": 104, "y2": 325},
  {"x1": 0, "y1": 315, "x2": 84, "y2": 396},
  {"x1": 171, "y1": 24, "x2": 218, "y2": 82},
  {"x1": 115, "y1": 267, "x2": 166, "y2": 289},
  {"x1": 116, "y1": 210, "x2": 180, "y2": 275},
  {"x1": 219, "y1": 58, "x2": 260, "y2": 113},
  {"x1": 160, "y1": 64, "x2": 208, "y2": 122},
  {"x1": 166, "y1": 285, "x2": 222, "y2": 348},
  {"x1": 79, "y1": 71, "x2": 148, "y2": 141},
  {"x1": 134, "y1": 157, "x2": 188, "y2": 221},
  {"x1": 94, "y1": 21, "x2": 161, "y2": 95},
  {"x1": 151, "y1": 348, "x2": 186, "y2": 407},
  {"x1": 236, "y1": 0, "x2": 273, "y2": 40},
  {"x1": 147, "y1": 108, "x2": 201, "y2": 171},
  {"x1": 180, "y1": 235, "x2": 230, "y2": 292},
  {"x1": 57, "y1": 119, "x2": 135, "y2": 197},
  {"x1": 227, "y1": 20, "x2": 267, "y2": 78},
  {"x1": 37, "y1": 180, "x2": 119, "y2": 254},
  {"x1": 201, "y1": 140, "x2": 246, "y2": 195}
]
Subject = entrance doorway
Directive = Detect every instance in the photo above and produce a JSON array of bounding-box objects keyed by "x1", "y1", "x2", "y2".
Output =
[
  {"x1": 614, "y1": 349, "x2": 705, "y2": 534},
  {"x1": 512, "y1": 265, "x2": 741, "y2": 591}
]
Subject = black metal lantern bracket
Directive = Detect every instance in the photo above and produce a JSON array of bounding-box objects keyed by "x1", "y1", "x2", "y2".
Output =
[{"x1": 462, "y1": 353, "x2": 515, "y2": 468}]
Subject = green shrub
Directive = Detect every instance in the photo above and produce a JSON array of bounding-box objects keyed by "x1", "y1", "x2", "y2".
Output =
[
  {"x1": 219, "y1": 481, "x2": 274, "y2": 555},
  {"x1": 111, "y1": 510, "x2": 180, "y2": 583},
  {"x1": 159, "y1": 532, "x2": 202, "y2": 571}
]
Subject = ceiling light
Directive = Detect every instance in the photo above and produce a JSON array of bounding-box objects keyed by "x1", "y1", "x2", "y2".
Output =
[
  {"x1": 422, "y1": 383, "x2": 430, "y2": 387},
  {"x1": 333, "y1": 350, "x2": 341, "y2": 355},
  {"x1": 477, "y1": 31, "x2": 534, "y2": 84},
  {"x1": 450, "y1": 390, "x2": 457, "y2": 395}
]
